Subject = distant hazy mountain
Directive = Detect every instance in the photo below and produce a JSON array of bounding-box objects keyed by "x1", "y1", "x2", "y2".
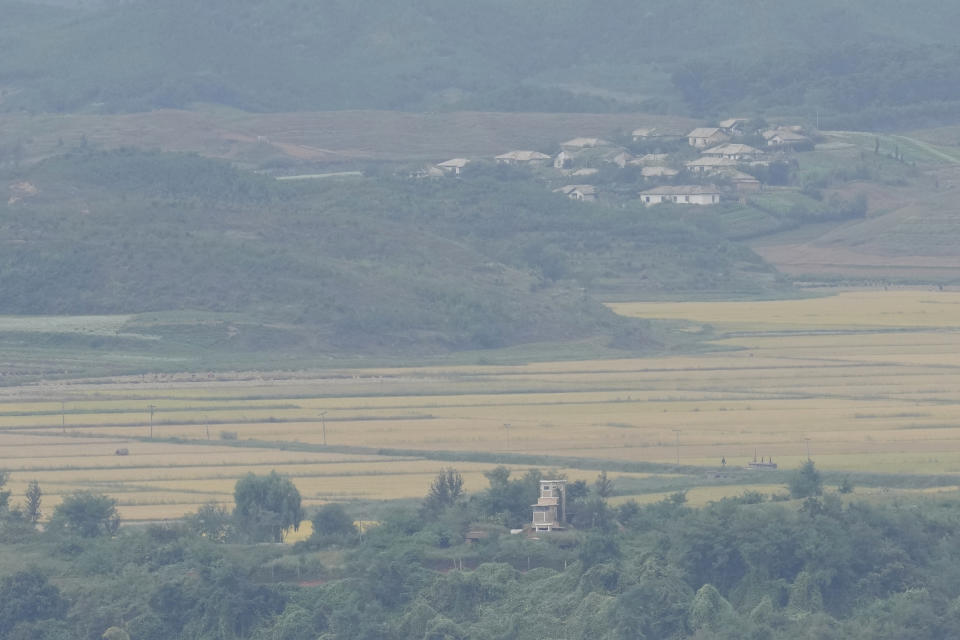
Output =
[{"x1": 3, "y1": 0, "x2": 960, "y2": 128}]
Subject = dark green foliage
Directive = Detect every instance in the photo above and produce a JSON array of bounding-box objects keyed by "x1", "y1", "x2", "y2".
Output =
[
  {"x1": 187, "y1": 501, "x2": 232, "y2": 542},
  {"x1": 422, "y1": 468, "x2": 465, "y2": 518},
  {"x1": 479, "y1": 467, "x2": 542, "y2": 528},
  {"x1": 838, "y1": 476, "x2": 855, "y2": 494},
  {"x1": 0, "y1": 569, "x2": 69, "y2": 637},
  {"x1": 0, "y1": 149, "x2": 778, "y2": 360},
  {"x1": 593, "y1": 470, "x2": 614, "y2": 498},
  {"x1": 3, "y1": 489, "x2": 960, "y2": 639},
  {"x1": 790, "y1": 461, "x2": 824, "y2": 499},
  {"x1": 49, "y1": 491, "x2": 119, "y2": 537},
  {"x1": 0, "y1": 471, "x2": 10, "y2": 511},
  {"x1": 233, "y1": 471, "x2": 304, "y2": 542},
  {"x1": 311, "y1": 504, "x2": 357, "y2": 541}
]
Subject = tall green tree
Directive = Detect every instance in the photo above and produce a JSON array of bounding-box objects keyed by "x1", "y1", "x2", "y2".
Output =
[
  {"x1": 593, "y1": 470, "x2": 614, "y2": 498},
  {"x1": 422, "y1": 468, "x2": 464, "y2": 517},
  {"x1": 233, "y1": 471, "x2": 304, "y2": 542},
  {"x1": 789, "y1": 460, "x2": 824, "y2": 499},
  {"x1": 23, "y1": 480, "x2": 42, "y2": 525},
  {"x1": 311, "y1": 503, "x2": 357, "y2": 539},
  {"x1": 50, "y1": 491, "x2": 119, "y2": 537},
  {"x1": 0, "y1": 470, "x2": 10, "y2": 512}
]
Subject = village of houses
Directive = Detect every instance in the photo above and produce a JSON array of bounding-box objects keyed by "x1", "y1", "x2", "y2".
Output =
[{"x1": 424, "y1": 118, "x2": 814, "y2": 207}]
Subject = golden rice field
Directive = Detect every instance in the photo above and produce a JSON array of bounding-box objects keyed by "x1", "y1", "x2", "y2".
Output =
[{"x1": 2, "y1": 289, "x2": 960, "y2": 522}]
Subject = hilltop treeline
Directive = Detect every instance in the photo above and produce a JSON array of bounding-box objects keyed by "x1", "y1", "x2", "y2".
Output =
[
  {"x1": 4, "y1": 0, "x2": 960, "y2": 128},
  {"x1": 4, "y1": 466, "x2": 960, "y2": 640}
]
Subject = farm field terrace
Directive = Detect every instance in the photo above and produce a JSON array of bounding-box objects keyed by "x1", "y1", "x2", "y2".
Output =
[{"x1": 2, "y1": 289, "x2": 960, "y2": 522}]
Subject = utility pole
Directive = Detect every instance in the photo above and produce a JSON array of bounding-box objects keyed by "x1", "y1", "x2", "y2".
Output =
[
  {"x1": 672, "y1": 429, "x2": 681, "y2": 465},
  {"x1": 319, "y1": 411, "x2": 327, "y2": 446},
  {"x1": 61, "y1": 401, "x2": 66, "y2": 434},
  {"x1": 204, "y1": 414, "x2": 210, "y2": 440},
  {"x1": 504, "y1": 423, "x2": 511, "y2": 450},
  {"x1": 148, "y1": 405, "x2": 156, "y2": 439}
]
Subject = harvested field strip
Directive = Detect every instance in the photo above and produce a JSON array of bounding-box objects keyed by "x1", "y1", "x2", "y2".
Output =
[{"x1": 2, "y1": 290, "x2": 960, "y2": 520}]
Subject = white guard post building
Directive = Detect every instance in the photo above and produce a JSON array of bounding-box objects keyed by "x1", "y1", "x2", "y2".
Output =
[{"x1": 532, "y1": 479, "x2": 567, "y2": 532}]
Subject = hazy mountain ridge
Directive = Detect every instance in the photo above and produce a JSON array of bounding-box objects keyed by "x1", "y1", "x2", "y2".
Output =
[{"x1": 4, "y1": 0, "x2": 960, "y2": 127}]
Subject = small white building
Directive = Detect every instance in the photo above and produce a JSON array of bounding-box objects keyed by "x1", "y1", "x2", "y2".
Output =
[
  {"x1": 554, "y1": 151, "x2": 574, "y2": 169},
  {"x1": 632, "y1": 127, "x2": 683, "y2": 142},
  {"x1": 718, "y1": 117, "x2": 749, "y2": 133},
  {"x1": 640, "y1": 185, "x2": 721, "y2": 206},
  {"x1": 436, "y1": 158, "x2": 470, "y2": 175},
  {"x1": 554, "y1": 184, "x2": 597, "y2": 201},
  {"x1": 763, "y1": 129, "x2": 811, "y2": 148},
  {"x1": 725, "y1": 170, "x2": 762, "y2": 193},
  {"x1": 532, "y1": 480, "x2": 567, "y2": 532},
  {"x1": 701, "y1": 143, "x2": 762, "y2": 161},
  {"x1": 687, "y1": 127, "x2": 731, "y2": 148},
  {"x1": 570, "y1": 167, "x2": 599, "y2": 177},
  {"x1": 641, "y1": 166, "x2": 679, "y2": 178},
  {"x1": 606, "y1": 151, "x2": 634, "y2": 168},
  {"x1": 685, "y1": 156, "x2": 739, "y2": 173},
  {"x1": 560, "y1": 137, "x2": 612, "y2": 152},
  {"x1": 495, "y1": 150, "x2": 552, "y2": 165}
]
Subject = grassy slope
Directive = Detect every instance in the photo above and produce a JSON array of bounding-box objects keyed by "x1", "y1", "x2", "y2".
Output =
[{"x1": 747, "y1": 131, "x2": 960, "y2": 281}]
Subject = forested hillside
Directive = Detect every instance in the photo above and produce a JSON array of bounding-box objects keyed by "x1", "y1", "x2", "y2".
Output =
[
  {"x1": 0, "y1": 148, "x2": 777, "y2": 359},
  {"x1": 4, "y1": 467, "x2": 960, "y2": 640},
  {"x1": 4, "y1": 0, "x2": 960, "y2": 128}
]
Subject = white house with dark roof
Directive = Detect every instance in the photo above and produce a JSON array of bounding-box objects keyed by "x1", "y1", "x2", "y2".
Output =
[
  {"x1": 640, "y1": 185, "x2": 720, "y2": 206},
  {"x1": 687, "y1": 127, "x2": 730, "y2": 148}
]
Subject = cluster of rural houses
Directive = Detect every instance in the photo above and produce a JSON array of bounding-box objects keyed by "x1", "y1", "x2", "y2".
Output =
[{"x1": 426, "y1": 117, "x2": 813, "y2": 207}]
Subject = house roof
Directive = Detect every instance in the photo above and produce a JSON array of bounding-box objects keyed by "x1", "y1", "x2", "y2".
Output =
[
  {"x1": 641, "y1": 166, "x2": 679, "y2": 177},
  {"x1": 763, "y1": 129, "x2": 808, "y2": 141},
  {"x1": 496, "y1": 150, "x2": 551, "y2": 161},
  {"x1": 687, "y1": 127, "x2": 726, "y2": 139},
  {"x1": 561, "y1": 137, "x2": 611, "y2": 149},
  {"x1": 606, "y1": 151, "x2": 634, "y2": 165},
  {"x1": 640, "y1": 184, "x2": 720, "y2": 196},
  {"x1": 718, "y1": 118, "x2": 748, "y2": 129},
  {"x1": 631, "y1": 153, "x2": 669, "y2": 166},
  {"x1": 437, "y1": 158, "x2": 470, "y2": 168},
  {"x1": 554, "y1": 184, "x2": 597, "y2": 196},
  {"x1": 702, "y1": 143, "x2": 761, "y2": 156},
  {"x1": 571, "y1": 168, "x2": 599, "y2": 176},
  {"x1": 723, "y1": 170, "x2": 760, "y2": 183},
  {"x1": 686, "y1": 157, "x2": 739, "y2": 168},
  {"x1": 632, "y1": 128, "x2": 656, "y2": 137}
]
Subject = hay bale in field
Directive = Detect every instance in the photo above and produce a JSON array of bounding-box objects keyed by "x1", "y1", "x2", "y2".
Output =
[{"x1": 115, "y1": 448, "x2": 129, "y2": 456}]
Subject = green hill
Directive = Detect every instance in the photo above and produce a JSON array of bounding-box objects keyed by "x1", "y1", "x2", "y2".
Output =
[
  {"x1": 0, "y1": 148, "x2": 780, "y2": 371},
  {"x1": 4, "y1": 0, "x2": 960, "y2": 128}
]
